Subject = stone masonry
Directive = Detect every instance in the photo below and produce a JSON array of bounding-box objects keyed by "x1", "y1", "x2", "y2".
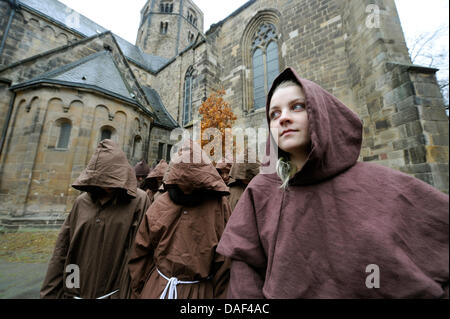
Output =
[{"x1": 0, "y1": 0, "x2": 448, "y2": 229}]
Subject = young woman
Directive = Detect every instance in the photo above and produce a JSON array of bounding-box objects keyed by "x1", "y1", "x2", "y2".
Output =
[
  {"x1": 128, "y1": 140, "x2": 231, "y2": 299},
  {"x1": 217, "y1": 68, "x2": 449, "y2": 298},
  {"x1": 40, "y1": 140, "x2": 150, "y2": 299}
]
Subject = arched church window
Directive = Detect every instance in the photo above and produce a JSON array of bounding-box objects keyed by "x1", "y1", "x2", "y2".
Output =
[
  {"x1": 252, "y1": 23, "x2": 279, "y2": 109},
  {"x1": 160, "y1": 1, "x2": 173, "y2": 13},
  {"x1": 187, "y1": 9, "x2": 197, "y2": 26},
  {"x1": 160, "y1": 22, "x2": 169, "y2": 34},
  {"x1": 57, "y1": 120, "x2": 71, "y2": 149},
  {"x1": 100, "y1": 127, "x2": 112, "y2": 141},
  {"x1": 133, "y1": 136, "x2": 143, "y2": 160},
  {"x1": 188, "y1": 31, "x2": 195, "y2": 43},
  {"x1": 183, "y1": 67, "x2": 194, "y2": 126}
]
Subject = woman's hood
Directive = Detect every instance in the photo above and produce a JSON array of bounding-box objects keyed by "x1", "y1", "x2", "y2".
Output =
[
  {"x1": 164, "y1": 139, "x2": 229, "y2": 195},
  {"x1": 264, "y1": 67, "x2": 363, "y2": 185},
  {"x1": 72, "y1": 139, "x2": 137, "y2": 198}
]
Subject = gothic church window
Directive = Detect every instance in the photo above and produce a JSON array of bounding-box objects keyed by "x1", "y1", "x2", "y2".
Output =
[
  {"x1": 183, "y1": 67, "x2": 194, "y2": 126},
  {"x1": 252, "y1": 23, "x2": 280, "y2": 109}
]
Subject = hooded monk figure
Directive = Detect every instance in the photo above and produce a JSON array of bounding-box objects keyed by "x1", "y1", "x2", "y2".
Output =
[
  {"x1": 217, "y1": 68, "x2": 449, "y2": 299},
  {"x1": 40, "y1": 140, "x2": 151, "y2": 299},
  {"x1": 141, "y1": 159, "x2": 169, "y2": 203},
  {"x1": 215, "y1": 162, "x2": 233, "y2": 185},
  {"x1": 227, "y1": 161, "x2": 260, "y2": 212},
  {"x1": 129, "y1": 140, "x2": 232, "y2": 299},
  {"x1": 134, "y1": 160, "x2": 150, "y2": 187}
]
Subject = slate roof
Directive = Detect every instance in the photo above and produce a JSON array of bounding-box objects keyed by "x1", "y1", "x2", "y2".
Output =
[
  {"x1": 18, "y1": 0, "x2": 170, "y2": 73},
  {"x1": 141, "y1": 86, "x2": 178, "y2": 129},
  {"x1": 11, "y1": 51, "x2": 142, "y2": 108}
]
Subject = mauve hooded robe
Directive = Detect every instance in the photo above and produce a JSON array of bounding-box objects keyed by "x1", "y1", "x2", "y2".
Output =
[
  {"x1": 128, "y1": 140, "x2": 232, "y2": 299},
  {"x1": 40, "y1": 139, "x2": 150, "y2": 299},
  {"x1": 216, "y1": 68, "x2": 449, "y2": 299}
]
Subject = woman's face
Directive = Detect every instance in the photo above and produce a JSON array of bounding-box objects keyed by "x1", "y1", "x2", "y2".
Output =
[{"x1": 269, "y1": 84, "x2": 310, "y2": 155}]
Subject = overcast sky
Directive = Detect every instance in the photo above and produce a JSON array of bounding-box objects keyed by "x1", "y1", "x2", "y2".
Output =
[{"x1": 57, "y1": 0, "x2": 448, "y2": 70}]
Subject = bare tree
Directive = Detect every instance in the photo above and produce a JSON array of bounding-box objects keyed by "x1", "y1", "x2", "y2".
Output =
[{"x1": 408, "y1": 25, "x2": 449, "y2": 111}]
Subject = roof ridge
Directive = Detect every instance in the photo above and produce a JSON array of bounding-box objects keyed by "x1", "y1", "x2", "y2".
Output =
[{"x1": 17, "y1": 0, "x2": 171, "y2": 74}]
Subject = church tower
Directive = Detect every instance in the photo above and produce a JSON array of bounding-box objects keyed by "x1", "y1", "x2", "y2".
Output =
[{"x1": 136, "y1": 0, "x2": 204, "y2": 59}]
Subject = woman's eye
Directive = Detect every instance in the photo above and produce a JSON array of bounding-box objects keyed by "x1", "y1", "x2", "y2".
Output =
[
  {"x1": 270, "y1": 111, "x2": 281, "y2": 120},
  {"x1": 292, "y1": 103, "x2": 305, "y2": 111}
]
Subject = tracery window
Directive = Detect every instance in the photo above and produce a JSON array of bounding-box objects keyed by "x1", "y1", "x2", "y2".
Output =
[
  {"x1": 252, "y1": 23, "x2": 279, "y2": 109},
  {"x1": 183, "y1": 67, "x2": 194, "y2": 126}
]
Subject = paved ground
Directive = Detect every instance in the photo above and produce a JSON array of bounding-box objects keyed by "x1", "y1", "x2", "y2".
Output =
[
  {"x1": 0, "y1": 261, "x2": 48, "y2": 299},
  {"x1": 0, "y1": 229, "x2": 58, "y2": 299}
]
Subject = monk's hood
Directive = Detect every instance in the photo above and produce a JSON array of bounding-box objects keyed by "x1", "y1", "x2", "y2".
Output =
[
  {"x1": 164, "y1": 140, "x2": 229, "y2": 195},
  {"x1": 72, "y1": 139, "x2": 137, "y2": 198},
  {"x1": 265, "y1": 68, "x2": 363, "y2": 185},
  {"x1": 145, "y1": 160, "x2": 169, "y2": 181},
  {"x1": 230, "y1": 162, "x2": 261, "y2": 181},
  {"x1": 134, "y1": 160, "x2": 150, "y2": 177}
]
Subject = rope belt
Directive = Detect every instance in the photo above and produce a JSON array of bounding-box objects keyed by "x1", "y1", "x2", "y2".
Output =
[
  {"x1": 157, "y1": 268, "x2": 201, "y2": 299},
  {"x1": 73, "y1": 289, "x2": 119, "y2": 299}
]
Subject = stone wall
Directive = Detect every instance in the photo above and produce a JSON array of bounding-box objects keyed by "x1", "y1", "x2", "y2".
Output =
[
  {"x1": 202, "y1": 0, "x2": 448, "y2": 192},
  {"x1": 0, "y1": 86, "x2": 152, "y2": 218},
  {"x1": 0, "y1": 3, "x2": 81, "y2": 67}
]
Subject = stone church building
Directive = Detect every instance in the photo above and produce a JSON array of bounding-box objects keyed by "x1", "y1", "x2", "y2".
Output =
[{"x1": 0, "y1": 0, "x2": 448, "y2": 228}]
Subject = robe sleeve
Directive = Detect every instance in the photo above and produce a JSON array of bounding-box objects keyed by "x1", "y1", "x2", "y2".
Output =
[
  {"x1": 211, "y1": 197, "x2": 232, "y2": 299},
  {"x1": 40, "y1": 207, "x2": 73, "y2": 299},
  {"x1": 216, "y1": 187, "x2": 267, "y2": 299},
  {"x1": 128, "y1": 204, "x2": 155, "y2": 299},
  {"x1": 394, "y1": 173, "x2": 449, "y2": 298},
  {"x1": 118, "y1": 192, "x2": 151, "y2": 299}
]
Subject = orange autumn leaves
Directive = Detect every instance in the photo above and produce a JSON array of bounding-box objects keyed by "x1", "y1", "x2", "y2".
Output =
[{"x1": 199, "y1": 89, "x2": 237, "y2": 160}]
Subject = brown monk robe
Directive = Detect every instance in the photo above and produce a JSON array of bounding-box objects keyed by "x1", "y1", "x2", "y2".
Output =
[
  {"x1": 140, "y1": 159, "x2": 169, "y2": 203},
  {"x1": 129, "y1": 140, "x2": 232, "y2": 299},
  {"x1": 227, "y1": 162, "x2": 260, "y2": 212},
  {"x1": 134, "y1": 160, "x2": 150, "y2": 189},
  {"x1": 40, "y1": 139, "x2": 150, "y2": 299}
]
